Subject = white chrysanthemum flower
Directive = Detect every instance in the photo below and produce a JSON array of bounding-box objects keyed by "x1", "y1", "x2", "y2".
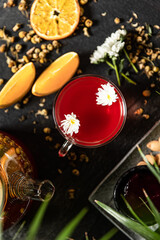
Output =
[
  {"x1": 90, "y1": 29, "x2": 127, "y2": 63},
  {"x1": 96, "y1": 83, "x2": 118, "y2": 106},
  {"x1": 90, "y1": 44, "x2": 107, "y2": 64},
  {"x1": 61, "y1": 113, "x2": 80, "y2": 136}
]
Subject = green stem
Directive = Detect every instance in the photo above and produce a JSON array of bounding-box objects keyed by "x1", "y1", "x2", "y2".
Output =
[
  {"x1": 106, "y1": 60, "x2": 136, "y2": 85},
  {"x1": 112, "y1": 58, "x2": 121, "y2": 86},
  {"x1": 123, "y1": 48, "x2": 138, "y2": 73},
  {"x1": 121, "y1": 72, "x2": 137, "y2": 85},
  {"x1": 106, "y1": 60, "x2": 114, "y2": 69}
]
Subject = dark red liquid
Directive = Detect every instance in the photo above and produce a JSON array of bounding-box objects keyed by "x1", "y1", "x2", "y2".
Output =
[
  {"x1": 114, "y1": 167, "x2": 160, "y2": 225},
  {"x1": 125, "y1": 171, "x2": 160, "y2": 224},
  {"x1": 54, "y1": 76, "x2": 126, "y2": 146}
]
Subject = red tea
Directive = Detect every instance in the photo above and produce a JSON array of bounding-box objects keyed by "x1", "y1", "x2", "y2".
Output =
[{"x1": 54, "y1": 75, "x2": 126, "y2": 146}]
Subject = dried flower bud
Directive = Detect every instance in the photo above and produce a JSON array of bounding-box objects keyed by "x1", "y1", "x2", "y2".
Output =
[
  {"x1": 52, "y1": 40, "x2": 60, "y2": 48},
  {"x1": 33, "y1": 53, "x2": 39, "y2": 59},
  {"x1": 15, "y1": 43, "x2": 22, "y2": 52},
  {"x1": 80, "y1": 7, "x2": 84, "y2": 16},
  {"x1": 39, "y1": 58, "x2": 47, "y2": 64},
  {"x1": 134, "y1": 108, "x2": 143, "y2": 115},
  {"x1": 0, "y1": 79, "x2": 4, "y2": 85},
  {"x1": 28, "y1": 30, "x2": 35, "y2": 36},
  {"x1": 47, "y1": 43, "x2": 53, "y2": 51},
  {"x1": 152, "y1": 66, "x2": 159, "y2": 72},
  {"x1": 41, "y1": 44, "x2": 47, "y2": 50},
  {"x1": 146, "y1": 48, "x2": 153, "y2": 55},
  {"x1": 39, "y1": 51, "x2": 46, "y2": 58},
  {"x1": 83, "y1": 27, "x2": 90, "y2": 37},
  {"x1": 23, "y1": 55, "x2": 29, "y2": 63},
  {"x1": 23, "y1": 97, "x2": 29, "y2": 104},
  {"x1": 31, "y1": 35, "x2": 41, "y2": 44},
  {"x1": 43, "y1": 127, "x2": 51, "y2": 134},
  {"x1": 13, "y1": 23, "x2": 21, "y2": 32},
  {"x1": 45, "y1": 136, "x2": 53, "y2": 142},
  {"x1": 34, "y1": 48, "x2": 40, "y2": 54},
  {"x1": 42, "y1": 49, "x2": 49, "y2": 54},
  {"x1": 19, "y1": 31, "x2": 27, "y2": 38},
  {"x1": 14, "y1": 103, "x2": 21, "y2": 110},
  {"x1": 0, "y1": 29, "x2": 4, "y2": 38},
  {"x1": 80, "y1": 0, "x2": 88, "y2": 4},
  {"x1": 114, "y1": 17, "x2": 120, "y2": 24},
  {"x1": 9, "y1": 36, "x2": 15, "y2": 43},
  {"x1": 142, "y1": 90, "x2": 151, "y2": 97},
  {"x1": 85, "y1": 19, "x2": 93, "y2": 28},
  {"x1": 145, "y1": 66, "x2": 150, "y2": 72},
  {"x1": 0, "y1": 44, "x2": 6, "y2": 53},
  {"x1": 11, "y1": 66, "x2": 18, "y2": 73}
]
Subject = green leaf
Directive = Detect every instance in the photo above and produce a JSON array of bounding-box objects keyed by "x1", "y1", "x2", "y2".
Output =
[
  {"x1": 121, "y1": 195, "x2": 147, "y2": 227},
  {"x1": 139, "y1": 197, "x2": 154, "y2": 216},
  {"x1": 156, "y1": 91, "x2": 160, "y2": 95},
  {"x1": 12, "y1": 221, "x2": 26, "y2": 240},
  {"x1": 95, "y1": 200, "x2": 160, "y2": 240},
  {"x1": 143, "y1": 189, "x2": 160, "y2": 226},
  {"x1": 55, "y1": 208, "x2": 88, "y2": 240},
  {"x1": 121, "y1": 73, "x2": 137, "y2": 85},
  {"x1": 99, "y1": 227, "x2": 118, "y2": 240},
  {"x1": 119, "y1": 58, "x2": 125, "y2": 73},
  {"x1": 25, "y1": 196, "x2": 50, "y2": 240},
  {"x1": 123, "y1": 48, "x2": 138, "y2": 73},
  {"x1": 137, "y1": 145, "x2": 160, "y2": 183},
  {"x1": 85, "y1": 232, "x2": 89, "y2": 240}
]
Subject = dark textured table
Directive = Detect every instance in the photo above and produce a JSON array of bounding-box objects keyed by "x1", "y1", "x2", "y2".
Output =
[{"x1": 0, "y1": 0, "x2": 160, "y2": 239}]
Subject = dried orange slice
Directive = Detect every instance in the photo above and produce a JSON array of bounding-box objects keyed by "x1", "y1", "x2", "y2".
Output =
[
  {"x1": 0, "y1": 62, "x2": 36, "y2": 109},
  {"x1": 30, "y1": 0, "x2": 80, "y2": 40},
  {"x1": 32, "y1": 52, "x2": 79, "y2": 96}
]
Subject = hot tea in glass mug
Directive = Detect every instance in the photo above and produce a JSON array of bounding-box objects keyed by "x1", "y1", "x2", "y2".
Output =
[
  {"x1": 0, "y1": 131, "x2": 55, "y2": 229},
  {"x1": 53, "y1": 75, "x2": 127, "y2": 157}
]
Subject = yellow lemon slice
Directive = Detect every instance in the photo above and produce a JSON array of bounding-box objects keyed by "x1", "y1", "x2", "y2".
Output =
[
  {"x1": 30, "y1": 0, "x2": 80, "y2": 40},
  {"x1": 32, "y1": 52, "x2": 79, "y2": 96},
  {"x1": 0, "y1": 62, "x2": 36, "y2": 109}
]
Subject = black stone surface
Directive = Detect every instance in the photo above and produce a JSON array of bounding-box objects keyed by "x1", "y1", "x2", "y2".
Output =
[{"x1": 0, "y1": 0, "x2": 160, "y2": 239}]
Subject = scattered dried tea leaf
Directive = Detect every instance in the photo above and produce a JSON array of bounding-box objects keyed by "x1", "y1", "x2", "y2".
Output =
[
  {"x1": 142, "y1": 89, "x2": 151, "y2": 97},
  {"x1": 134, "y1": 108, "x2": 143, "y2": 115}
]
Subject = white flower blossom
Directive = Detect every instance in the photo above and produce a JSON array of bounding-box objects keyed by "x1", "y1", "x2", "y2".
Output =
[
  {"x1": 96, "y1": 83, "x2": 118, "y2": 106},
  {"x1": 61, "y1": 113, "x2": 80, "y2": 136},
  {"x1": 90, "y1": 29, "x2": 127, "y2": 63}
]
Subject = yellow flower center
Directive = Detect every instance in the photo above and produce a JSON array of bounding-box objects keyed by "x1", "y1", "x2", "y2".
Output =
[
  {"x1": 70, "y1": 119, "x2": 75, "y2": 125},
  {"x1": 107, "y1": 94, "x2": 111, "y2": 100}
]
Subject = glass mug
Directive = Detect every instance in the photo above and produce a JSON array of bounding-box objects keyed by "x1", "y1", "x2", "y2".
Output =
[
  {"x1": 53, "y1": 74, "x2": 127, "y2": 157},
  {"x1": 0, "y1": 131, "x2": 55, "y2": 229}
]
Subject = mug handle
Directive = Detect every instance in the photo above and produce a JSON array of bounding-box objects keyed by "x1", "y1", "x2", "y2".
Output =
[{"x1": 58, "y1": 140, "x2": 73, "y2": 157}]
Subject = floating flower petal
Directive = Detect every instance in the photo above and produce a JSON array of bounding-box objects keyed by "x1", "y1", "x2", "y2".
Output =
[
  {"x1": 96, "y1": 83, "x2": 118, "y2": 106},
  {"x1": 61, "y1": 112, "x2": 80, "y2": 136}
]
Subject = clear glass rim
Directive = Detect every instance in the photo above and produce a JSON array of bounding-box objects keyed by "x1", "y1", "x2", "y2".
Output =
[{"x1": 52, "y1": 74, "x2": 127, "y2": 148}]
